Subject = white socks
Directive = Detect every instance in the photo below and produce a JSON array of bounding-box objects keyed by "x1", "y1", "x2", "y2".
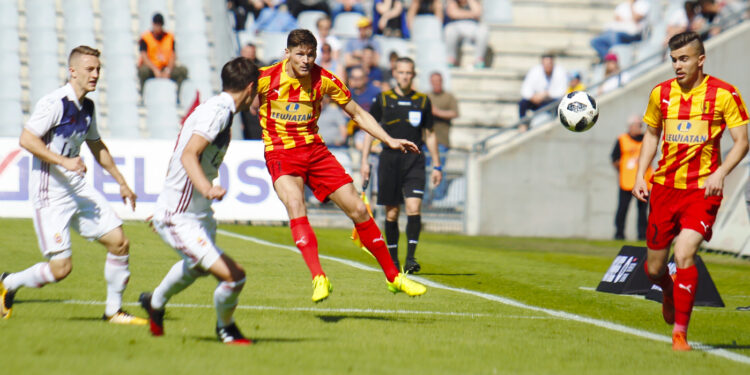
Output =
[
  {"x1": 2, "y1": 262, "x2": 56, "y2": 291},
  {"x1": 214, "y1": 278, "x2": 245, "y2": 328},
  {"x1": 104, "y1": 253, "x2": 130, "y2": 317},
  {"x1": 151, "y1": 260, "x2": 200, "y2": 310}
]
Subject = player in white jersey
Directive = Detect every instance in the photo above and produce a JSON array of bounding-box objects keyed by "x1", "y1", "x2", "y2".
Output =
[
  {"x1": 138, "y1": 57, "x2": 260, "y2": 345},
  {"x1": 0, "y1": 46, "x2": 146, "y2": 325}
]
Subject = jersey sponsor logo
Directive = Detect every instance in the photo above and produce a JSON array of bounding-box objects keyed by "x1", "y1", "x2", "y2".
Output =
[
  {"x1": 664, "y1": 119, "x2": 708, "y2": 145},
  {"x1": 270, "y1": 100, "x2": 314, "y2": 122},
  {"x1": 408, "y1": 111, "x2": 421, "y2": 127}
]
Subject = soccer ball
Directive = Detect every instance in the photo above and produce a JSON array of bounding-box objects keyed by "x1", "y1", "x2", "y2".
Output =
[{"x1": 558, "y1": 91, "x2": 599, "y2": 132}]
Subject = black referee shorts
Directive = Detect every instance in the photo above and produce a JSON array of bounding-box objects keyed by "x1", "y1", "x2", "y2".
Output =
[{"x1": 376, "y1": 149, "x2": 426, "y2": 206}]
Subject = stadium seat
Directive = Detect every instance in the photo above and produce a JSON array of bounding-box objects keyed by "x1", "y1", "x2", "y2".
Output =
[
  {"x1": 0, "y1": 0, "x2": 19, "y2": 29},
  {"x1": 374, "y1": 36, "x2": 411, "y2": 68},
  {"x1": 26, "y1": 0, "x2": 56, "y2": 31},
  {"x1": 481, "y1": 0, "x2": 512, "y2": 25},
  {"x1": 609, "y1": 44, "x2": 635, "y2": 69},
  {"x1": 0, "y1": 75, "x2": 22, "y2": 101},
  {"x1": 101, "y1": 32, "x2": 136, "y2": 58},
  {"x1": 143, "y1": 79, "x2": 179, "y2": 139},
  {"x1": 0, "y1": 53, "x2": 21, "y2": 77},
  {"x1": 138, "y1": 0, "x2": 168, "y2": 33},
  {"x1": 237, "y1": 30, "x2": 256, "y2": 48},
  {"x1": 431, "y1": 176, "x2": 466, "y2": 208},
  {"x1": 0, "y1": 100, "x2": 24, "y2": 137},
  {"x1": 63, "y1": 0, "x2": 95, "y2": 32},
  {"x1": 259, "y1": 31, "x2": 289, "y2": 63},
  {"x1": 0, "y1": 28, "x2": 20, "y2": 52},
  {"x1": 27, "y1": 29, "x2": 58, "y2": 55},
  {"x1": 100, "y1": 1, "x2": 133, "y2": 36},
  {"x1": 106, "y1": 104, "x2": 142, "y2": 139},
  {"x1": 174, "y1": 0, "x2": 207, "y2": 34},
  {"x1": 297, "y1": 10, "x2": 327, "y2": 32},
  {"x1": 65, "y1": 29, "x2": 97, "y2": 53},
  {"x1": 410, "y1": 15, "x2": 442, "y2": 41},
  {"x1": 332, "y1": 12, "x2": 361, "y2": 39}
]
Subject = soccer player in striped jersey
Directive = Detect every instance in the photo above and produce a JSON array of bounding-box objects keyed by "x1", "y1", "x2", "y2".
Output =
[
  {"x1": 0, "y1": 46, "x2": 145, "y2": 325},
  {"x1": 633, "y1": 31, "x2": 749, "y2": 351},
  {"x1": 138, "y1": 58, "x2": 259, "y2": 345},
  {"x1": 258, "y1": 29, "x2": 426, "y2": 302}
]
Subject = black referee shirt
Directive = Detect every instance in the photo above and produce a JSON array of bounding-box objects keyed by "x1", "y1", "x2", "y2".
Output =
[{"x1": 369, "y1": 89, "x2": 434, "y2": 148}]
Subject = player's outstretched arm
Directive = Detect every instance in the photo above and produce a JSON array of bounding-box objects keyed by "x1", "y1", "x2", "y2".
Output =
[
  {"x1": 19, "y1": 129, "x2": 86, "y2": 176},
  {"x1": 342, "y1": 100, "x2": 419, "y2": 153},
  {"x1": 87, "y1": 139, "x2": 137, "y2": 210},
  {"x1": 704, "y1": 124, "x2": 749, "y2": 197},
  {"x1": 181, "y1": 134, "x2": 226, "y2": 201},
  {"x1": 632, "y1": 125, "x2": 660, "y2": 202}
]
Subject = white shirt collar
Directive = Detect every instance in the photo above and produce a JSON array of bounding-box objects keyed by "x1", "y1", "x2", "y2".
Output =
[
  {"x1": 219, "y1": 91, "x2": 237, "y2": 114},
  {"x1": 63, "y1": 83, "x2": 83, "y2": 109}
]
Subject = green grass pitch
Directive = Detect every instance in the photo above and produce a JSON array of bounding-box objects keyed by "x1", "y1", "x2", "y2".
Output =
[{"x1": 1, "y1": 218, "x2": 749, "y2": 374}]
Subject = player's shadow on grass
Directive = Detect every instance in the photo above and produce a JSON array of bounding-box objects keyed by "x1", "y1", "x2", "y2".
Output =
[
  {"x1": 414, "y1": 273, "x2": 476, "y2": 276},
  {"x1": 697, "y1": 343, "x2": 750, "y2": 350},
  {"x1": 193, "y1": 336, "x2": 320, "y2": 344},
  {"x1": 315, "y1": 314, "x2": 411, "y2": 323}
]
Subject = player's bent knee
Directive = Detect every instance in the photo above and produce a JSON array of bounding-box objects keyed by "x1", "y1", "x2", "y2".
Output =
[{"x1": 49, "y1": 259, "x2": 73, "y2": 281}]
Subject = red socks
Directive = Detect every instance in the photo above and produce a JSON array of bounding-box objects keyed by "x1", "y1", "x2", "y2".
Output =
[
  {"x1": 290, "y1": 217, "x2": 324, "y2": 278},
  {"x1": 644, "y1": 261, "x2": 674, "y2": 297},
  {"x1": 673, "y1": 265, "x2": 698, "y2": 333},
  {"x1": 355, "y1": 218, "x2": 400, "y2": 282}
]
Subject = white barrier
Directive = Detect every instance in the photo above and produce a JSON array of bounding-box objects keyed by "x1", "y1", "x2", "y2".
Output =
[{"x1": 0, "y1": 138, "x2": 288, "y2": 222}]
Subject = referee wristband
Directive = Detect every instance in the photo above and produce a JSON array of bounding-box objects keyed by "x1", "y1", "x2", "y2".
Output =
[{"x1": 433, "y1": 166, "x2": 443, "y2": 172}]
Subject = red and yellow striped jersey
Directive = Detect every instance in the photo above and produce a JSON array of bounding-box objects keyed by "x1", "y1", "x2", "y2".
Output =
[
  {"x1": 643, "y1": 75, "x2": 748, "y2": 189},
  {"x1": 257, "y1": 59, "x2": 351, "y2": 151}
]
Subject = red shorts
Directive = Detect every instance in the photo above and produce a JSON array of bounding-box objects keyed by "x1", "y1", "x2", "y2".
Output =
[
  {"x1": 646, "y1": 183, "x2": 722, "y2": 250},
  {"x1": 265, "y1": 142, "x2": 353, "y2": 202}
]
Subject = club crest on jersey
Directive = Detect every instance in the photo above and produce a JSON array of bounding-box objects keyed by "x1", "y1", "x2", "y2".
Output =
[
  {"x1": 408, "y1": 111, "x2": 421, "y2": 127},
  {"x1": 54, "y1": 233, "x2": 62, "y2": 244}
]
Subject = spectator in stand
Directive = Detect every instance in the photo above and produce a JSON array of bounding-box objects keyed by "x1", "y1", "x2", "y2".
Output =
[
  {"x1": 286, "y1": 0, "x2": 330, "y2": 18},
  {"x1": 518, "y1": 53, "x2": 567, "y2": 130},
  {"x1": 317, "y1": 96, "x2": 352, "y2": 172},
  {"x1": 227, "y1": 0, "x2": 270, "y2": 30},
  {"x1": 598, "y1": 53, "x2": 631, "y2": 95},
  {"x1": 331, "y1": 0, "x2": 366, "y2": 20},
  {"x1": 347, "y1": 66, "x2": 381, "y2": 135},
  {"x1": 343, "y1": 17, "x2": 381, "y2": 69},
  {"x1": 567, "y1": 70, "x2": 586, "y2": 94},
  {"x1": 361, "y1": 46, "x2": 383, "y2": 88},
  {"x1": 425, "y1": 71, "x2": 458, "y2": 205},
  {"x1": 314, "y1": 16, "x2": 342, "y2": 64},
  {"x1": 665, "y1": 1, "x2": 705, "y2": 46},
  {"x1": 319, "y1": 42, "x2": 344, "y2": 78},
  {"x1": 590, "y1": 0, "x2": 650, "y2": 62},
  {"x1": 406, "y1": 0, "x2": 443, "y2": 30},
  {"x1": 137, "y1": 13, "x2": 189, "y2": 95},
  {"x1": 254, "y1": 1, "x2": 298, "y2": 33},
  {"x1": 444, "y1": 0, "x2": 489, "y2": 69},
  {"x1": 381, "y1": 51, "x2": 399, "y2": 92},
  {"x1": 240, "y1": 43, "x2": 265, "y2": 67},
  {"x1": 373, "y1": 0, "x2": 409, "y2": 38}
]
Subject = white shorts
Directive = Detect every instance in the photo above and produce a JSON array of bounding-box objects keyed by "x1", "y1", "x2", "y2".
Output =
[
  {"x1": 152, "y1": 210, "x2": 223, "y2": 271},
  {"x1": 32, "y1": 184, "x2": 123, "y2": 259}
]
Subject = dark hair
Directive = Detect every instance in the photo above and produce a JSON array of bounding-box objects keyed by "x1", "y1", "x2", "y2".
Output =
[
  {"x1": 287, "y1": 29, "x2": 317, "y2": 50},
  {"x1": 152, "y1": 13, "x2": 164, "y2": 25},
  {"x1": 668, "y1": 31, "x2": 705, "y2": 55},
  {"x1": 221, "y1": 57, "x2": 260, "y2": 92},
  {"x1": 395, "y1": 56, "x2": 415, "y2": 68},
  {"x1": 68, "y1": 45, "x2": 100, "y2": 65},
  {"x1": 245, "y1": 42, "x2": 256, "y2": 48},
  {"x1": 364, "y1": 45, "x2": 376, "y2": 52}
]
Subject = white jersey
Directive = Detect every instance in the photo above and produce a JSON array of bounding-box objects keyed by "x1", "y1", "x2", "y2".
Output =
[
  {"x1": 25, "y1": 83, "x2": 101, "y2": 208},
  {"x1": 156, "y1": 92, "x2": 236, "y2": 216}
]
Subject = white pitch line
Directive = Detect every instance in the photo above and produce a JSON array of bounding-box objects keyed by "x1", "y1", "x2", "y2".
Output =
[{"x1": 218, "y1": 229, "x2": 750, "y2": 366}]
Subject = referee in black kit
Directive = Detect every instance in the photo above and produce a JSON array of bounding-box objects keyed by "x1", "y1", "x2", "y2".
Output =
[{"x1": 360, "y1": 57, "x2": 443, "y2": 274}]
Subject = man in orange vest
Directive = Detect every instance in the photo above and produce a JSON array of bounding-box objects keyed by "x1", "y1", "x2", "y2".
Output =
[
  {"x1": 611, "y1": 114, "x2": 651, "y2": 240},
  {"x1": 137, "y1": 13, "x2": 188, "y2": 94}
]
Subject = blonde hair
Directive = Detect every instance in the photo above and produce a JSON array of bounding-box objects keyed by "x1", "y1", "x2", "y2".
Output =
[{"x1": 68, "y1": 45, "x2": 101, "y2": 66}]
